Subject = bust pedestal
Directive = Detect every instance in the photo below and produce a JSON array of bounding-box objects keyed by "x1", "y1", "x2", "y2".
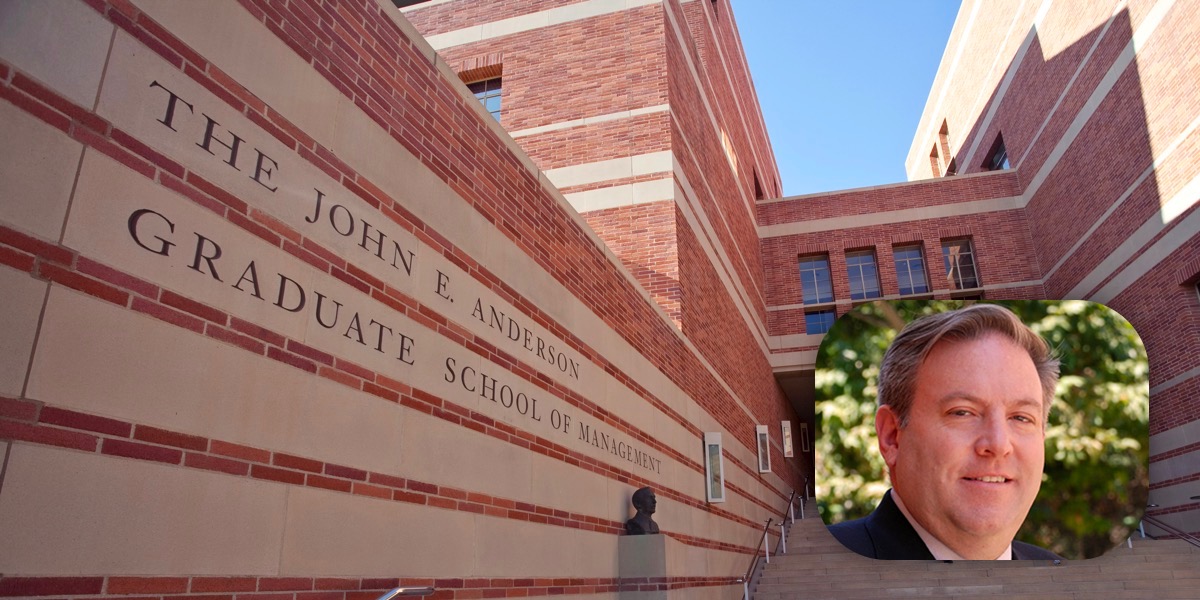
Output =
[
  {"x1": 617, "y1": 534, "x2": 738, "y2": 600},
  {"x1": 618, "y1": 534, "x2": 667, "y2": 600}
]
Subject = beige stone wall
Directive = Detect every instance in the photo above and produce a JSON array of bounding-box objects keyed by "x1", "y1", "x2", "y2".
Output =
[{"x1": 0, "y1": 0, "x2": 800, "y2": 598}]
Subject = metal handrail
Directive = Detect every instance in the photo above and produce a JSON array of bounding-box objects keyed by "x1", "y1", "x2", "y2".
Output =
[
  {"x1": 738, "y1": 488, "x2": 804, "y2": 599},
  {"x1": 1141, "y1": 514, "x2": 1200, "y2": 549},
  {"x1": 774, "y1": 490, "x2": 798, "y2": 554},
  {"x1": 375, "y1": 588, "x2": 434, "y2": 599},
  {"x1": 738, "y1": 518, "x2": 774, "y2": 600}
]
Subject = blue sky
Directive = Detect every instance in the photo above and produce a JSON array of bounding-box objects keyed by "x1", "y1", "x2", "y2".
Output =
[{"x1": 731, "y1": 2, "x2": 961, "y2": 196}]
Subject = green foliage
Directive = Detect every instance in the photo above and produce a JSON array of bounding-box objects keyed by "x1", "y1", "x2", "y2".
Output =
[{"x1": 815, "y1": 300, "x2": 1149, "y2": 559}]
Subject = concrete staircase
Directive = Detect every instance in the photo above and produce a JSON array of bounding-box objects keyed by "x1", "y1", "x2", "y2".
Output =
[{"x1": 752, "y1": 503, "x2": 1200, "y2": 600}]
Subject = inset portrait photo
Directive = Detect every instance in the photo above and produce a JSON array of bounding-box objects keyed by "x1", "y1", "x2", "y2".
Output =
[{"x1": 816, "y1": 300, "x2": 1149, "y2": 560}]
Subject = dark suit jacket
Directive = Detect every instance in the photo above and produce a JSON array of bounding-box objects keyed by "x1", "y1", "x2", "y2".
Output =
[{"x1": 828, "y1": 490, "x2": 1062, "y2": 561}]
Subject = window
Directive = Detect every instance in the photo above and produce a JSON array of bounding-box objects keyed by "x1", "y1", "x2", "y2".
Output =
[
  {"x1": 846, "y1": 250, "x2": 881, "y2": 300},
  {"x1": 938, "y1": 120, "x2": 952, "y2": 163},
  {"x1": 799, "y1": 255, "x2": 833, "y2": 304},
  {"x1": 984, "y1": 133, "x2": 1010, "y2": 171},
  {"x1": 942, "y1": 239, "x2": 980, "y2": 289},
  {"x1": 929, "y1": 144, "x2": 941, "y2": 177},
  {"x1": 467, "y1": 78, "x2": 501, "y2": 121},
  {"x1": 893, "y1": 245, "x2": 930, "y2": 295},
  {"x1": 805, "y1": 309, "x2": 836, "y2": 334},
  {"x1": 756, "y1": 425, "x2": 771, "y2": 473},
  {"x1": 703, "y1": 432, "x2": 725, "y2": 503}
]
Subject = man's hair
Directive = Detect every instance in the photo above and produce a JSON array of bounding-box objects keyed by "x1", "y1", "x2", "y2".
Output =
[
  {"x1": 632, "y1": 487, "x2": 654, "y2": 510},
  {"x1": 877, "y1": 304, "x2": 1059, "y2": 426}
]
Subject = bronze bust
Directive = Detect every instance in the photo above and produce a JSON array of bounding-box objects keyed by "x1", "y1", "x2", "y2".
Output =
[{"x1": 624, "y1": 486, "x2": 660, "y2": 535}]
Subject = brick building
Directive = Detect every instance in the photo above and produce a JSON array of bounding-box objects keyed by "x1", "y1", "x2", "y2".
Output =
[
  {"x1": 761, "y1": 0, "x2": 1200, "y2": 539},
  {"x1": 0, "y1": 1, "x2": 1196, "y2": 599}
]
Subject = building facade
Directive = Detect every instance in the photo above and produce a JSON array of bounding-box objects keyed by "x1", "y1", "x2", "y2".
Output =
[
  {"x1": 0, "y1": 0, "x2": 802, "y2": 598},
  {"x1": 761, "y1": 0, "x2": 1200, "y2": 537},
  {"x1": 0, "y1": 1, "x2": 1196, "y2": 599}
]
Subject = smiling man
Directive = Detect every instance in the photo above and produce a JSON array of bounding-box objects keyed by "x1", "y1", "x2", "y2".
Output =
[{"x1": 828, "y1": 304, "x2": 1063, "y2": 560}]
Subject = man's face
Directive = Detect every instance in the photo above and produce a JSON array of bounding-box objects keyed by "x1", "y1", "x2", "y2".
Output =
[
  {"x1": 642, "y1": 492, "x2": 657, "y2": 514},
  {"x1": 877, "y1": 332, "x2": 1046, "y2": 558}
]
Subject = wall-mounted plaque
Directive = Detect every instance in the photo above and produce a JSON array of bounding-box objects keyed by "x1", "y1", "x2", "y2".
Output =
[
  {"x1": 800, "y1": 422, "x2": 810, "y2": 453},
  {"x1": 703, "y1": 432, "x2": 725, "y2": 503},
  {"x1": 756, "y1": 424, "x2": 771, "y2": 473},
  {"x1": 781, "y1": 421, "x2": 794, "y2": 458}
]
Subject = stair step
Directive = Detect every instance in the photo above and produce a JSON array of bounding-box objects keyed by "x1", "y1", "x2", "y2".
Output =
[{"x1": 750, "y1": 530, "x2": 1200, "y2": 600}]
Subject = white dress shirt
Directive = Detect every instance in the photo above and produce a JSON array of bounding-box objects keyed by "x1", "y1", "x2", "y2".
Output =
[{"x1": 891, "y1": 490, "x2": 1013, "y2": 560}]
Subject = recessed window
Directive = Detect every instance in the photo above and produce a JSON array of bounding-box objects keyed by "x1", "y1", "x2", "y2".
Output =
[
  {"x1": 799, "y1": 255, "x2": 833, "y2": 304},
  {"x1": 805, "y1": 309, "x2": 836, "y2": 334},
  {"x1": 938, "y1": 121, "x2": 957, "y2": 176},
  {"x1": 984, "y1": 133, "x2": 1010, "y2": 171},
  {"x1": 929, "y1": 145, "x2": 941, "y2": 177},
  {"x1": 846, "y1": 250, "x2": 881, "y2": 300},
  {"x1": 939, "y1": 121, "x2": 952, "y2": 162},
  {"x1": 721, "y1": 129, "x2": 738, "y2": 172},
  {"x1": 467, "y1": 78, "x2": 501, "y2": 121},
  {"x1": 942, "y1": 239, "x2": 980, "y2": 290},
  {"x1": 893, "y1": 245, "x2": 930, "y2": 295}
]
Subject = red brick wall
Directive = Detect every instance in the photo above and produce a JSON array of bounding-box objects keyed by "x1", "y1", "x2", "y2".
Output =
[
  {"x1": 757, "y1": 171, "x2": 1020, "y2": 226},
  {"x1": 514, "y1": 112, "x2": 672, "y2": 170},
  {"x1": 1107, "y1": 233, "x2": 1200, "y2": 390},
  {"x1": 429, "y1": 6, "x2": 668, "y2": 134},
  {"x1": 584, "y1": 201, "x2": 681, "y2": 325},
  {"x1": 667, "y1": 2, "x2": 766, "y2": 317},
  {"x1": 662, "y1": 0, "x2": 802, "y2": 472},
  {"x1": 408, "y1": 0, "x2": 799, "y2": 472},
  {"x1": 402, "y1": 0, "x2": 581, "y2": 36}
]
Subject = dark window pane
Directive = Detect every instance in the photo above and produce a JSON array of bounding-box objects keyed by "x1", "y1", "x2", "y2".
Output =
[
  {"x1": 799, "y1": 255, "x2": 833, "y2": 304},
  {"x1": 985, "y1": 133, "x2": 1010, "y2": 171},
  {"x1": 467, "y1": 78, "x2": 501, "y2": 121},
  {"x1": 816, "y1": 279, "x2": 832, "y2": 302},
  {"x1": 846, "y1": 251, "x2": 880, "y2": 300},
  {"x1": 942, "y1": 239, "x2": 980, "y2": 290},
  {"x1": 802, "y1": 279, "x2": 817, "y2": 300},
  {"x1": 805, "y1": 310, "x2": 836, "y2": 334},
  {"x1": 894, "y1": 245, "x2": 928, "y2": 296}
]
